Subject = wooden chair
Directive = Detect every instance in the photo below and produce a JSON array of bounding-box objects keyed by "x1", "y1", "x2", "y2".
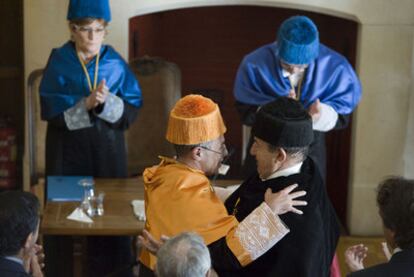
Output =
[
  {"x1": 26, "y1": 69, "x2": 46, "y2": 193},
  {"x1": 127, "y1": 57, "x2": 181, "y2": 175}
]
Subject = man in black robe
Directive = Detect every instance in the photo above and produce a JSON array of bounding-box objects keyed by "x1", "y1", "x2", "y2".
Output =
[{"x1": 224, "y1": 97, "x2": 339, "y2": 276}]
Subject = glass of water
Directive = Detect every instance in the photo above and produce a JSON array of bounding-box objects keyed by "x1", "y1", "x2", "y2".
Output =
[
  {"x1": 84, "y1": 192, "x2": 105, "y2": 217},
  {"x1": 78, "y1": 178, "x2": 95, "y2": 216},
  {"x1": 95, "y1": 192, "x2": 105, "y2": 216}
]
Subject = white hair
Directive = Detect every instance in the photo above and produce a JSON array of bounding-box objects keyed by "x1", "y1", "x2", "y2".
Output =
[{"x1": 155, "y1": 232, "x2": 211, "y2": 277}]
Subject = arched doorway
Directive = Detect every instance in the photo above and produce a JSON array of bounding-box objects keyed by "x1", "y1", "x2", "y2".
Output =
[{"x1": 129, "y1": 6, "x2": 358, "y2": 228}]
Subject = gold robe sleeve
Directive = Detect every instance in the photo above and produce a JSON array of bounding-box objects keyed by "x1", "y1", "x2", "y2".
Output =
[{"x1": 226, "y1": 202, "x2": 290, "y2": 266}]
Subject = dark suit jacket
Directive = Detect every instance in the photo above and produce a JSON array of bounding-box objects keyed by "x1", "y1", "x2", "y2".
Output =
[
  {"x1": 0, "y1": 257, "x2": 30, "y2": 277},
  {"x1": 348, "y1": 248, "x2": 414, "y2": 277}
]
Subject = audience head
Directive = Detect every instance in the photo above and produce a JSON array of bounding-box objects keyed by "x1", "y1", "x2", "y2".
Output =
[
  {"x1": 377, "y1": 177, "x2": 414, "y2": 250},
  {"x1": 0, "y1": 190, "x2": 40, "y2": 257},
  {"x1": 250, "y1": 97, "x2": 313, "y2": 179},
  {"x1": 155, "y1": 232, "x2": 212, "y2": 277},
  {"x1": 166, "y1": 94, "x2": 228, "y2": 175}
]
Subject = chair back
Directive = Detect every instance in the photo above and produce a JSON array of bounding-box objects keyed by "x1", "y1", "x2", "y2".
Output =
[
  {"x1": 26, "y1": 69, "x2": 46, "y2": 186},
  {"x1": 127, "y1": 57, "x2": 181, "y2": 175}
]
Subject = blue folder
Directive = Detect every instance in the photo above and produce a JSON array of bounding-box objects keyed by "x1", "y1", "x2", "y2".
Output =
[{"x1": 47, "y1": 176, "x2": 94, "y2": 202}]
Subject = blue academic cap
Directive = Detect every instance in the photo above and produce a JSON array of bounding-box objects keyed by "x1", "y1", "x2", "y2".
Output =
[
  {"x1": 67, "y1": 0, "x2": 111, "y2": 22},
  {"x1": 276, "y1": 16, "x2": 319, "y2": 65}
]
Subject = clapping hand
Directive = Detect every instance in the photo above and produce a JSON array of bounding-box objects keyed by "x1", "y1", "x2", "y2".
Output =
[
  {"x1": 23, "y1": 244, "x2": 45, "y2": 277},
  {"x1": 86, "y1": 79, "x2": 109, "y2": 110},
  {"x1": 345, "y1": 244, "x2": 368, "y2": 272}
]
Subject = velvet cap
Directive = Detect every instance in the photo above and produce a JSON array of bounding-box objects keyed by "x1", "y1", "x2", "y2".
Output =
[
  {"x1": 67, "y1": 0, "x2": 111, "y2": 22},
  {"x1": 166, "y1": 94, "x2": 227, "y2": 145},
  {"x1": 252, "y1": 97, "x2": 313, "y2": 147},
  {"x1": 276, "y1": 15, "x2": 319, "y2": 65}
]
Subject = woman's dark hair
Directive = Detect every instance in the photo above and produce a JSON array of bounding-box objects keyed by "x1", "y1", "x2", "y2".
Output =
[
  {"x1": 377, "y1": 177, "x2": 414, "y2": 249},
  {"x1": 0, "y1": 191, "x2": 40, "y2": 256}
]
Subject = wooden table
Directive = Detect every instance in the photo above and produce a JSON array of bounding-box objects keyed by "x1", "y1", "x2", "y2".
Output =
[
  {"x1": 41, "y1": 178, "x2": 145, "y2": 236},
  {"x1": 41, "y1": 177, "x2": 241, "y2": 237}
]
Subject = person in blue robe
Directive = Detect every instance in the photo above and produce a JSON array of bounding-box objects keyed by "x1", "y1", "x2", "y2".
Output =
[
  {"x1": 234, "y1": 15, "x2": 362, "y2": 180},
  {"x1": 39, "y1": 1, "x2": 142, "y2": 276},
  {"x1": 40, "y1": 40, "x2": 142, "y2": 177}
]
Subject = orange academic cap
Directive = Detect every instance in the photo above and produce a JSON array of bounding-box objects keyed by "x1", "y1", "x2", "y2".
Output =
[{"x1": 166, "y1": 94, "x2": 226, "y2": 145}]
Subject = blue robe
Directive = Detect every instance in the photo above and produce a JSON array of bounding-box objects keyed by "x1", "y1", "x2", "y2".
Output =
[
  {"x1": 40, "y1": 41, "x2": 142, "y2": 120},
  {"x1": 234, "y1": 42, "x2": 362, "y2": 179},
  {"x1": 39, "y1": 41, "x2": 142, "y2": 178},
  {"x1": 234, "y1": 42, "x2": 361, "y2": 113}
]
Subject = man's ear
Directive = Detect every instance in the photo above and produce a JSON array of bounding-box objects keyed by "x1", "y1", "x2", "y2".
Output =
[
  {"x1": 191, "y1": 147, "x2": 202, "y2": 161},
  {"x1": 276, "y1": 148, "x2": 287, "y2": 163}
]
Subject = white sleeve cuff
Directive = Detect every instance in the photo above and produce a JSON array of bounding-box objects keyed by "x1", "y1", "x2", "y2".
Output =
[
  {"x1": 64, "y1": 98, "x2": 93, "y2": 130},
  {"x1": 95, "y1": 93, "x2": 124, "y2": 123},
  {"x1": 234, "y1": 202, "x2": 289, "y2": 261},
  {"x1": 312, "y1": 102, "x2": 338, "y2": 132}
]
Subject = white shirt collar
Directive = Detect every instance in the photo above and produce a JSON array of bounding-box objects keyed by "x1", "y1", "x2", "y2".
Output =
[
  {"x1": 262, "y1": 162, "x2": 303, "y2": 181},
  {"x1": 393, "y1": 247, "x2": 402, "y2": 255},
  {"x1": 282, "y1": 69, "x2": 305, "y2": 87},
  {"x1": 4, "y1": 256, "x2": 24, "y2": 265}
]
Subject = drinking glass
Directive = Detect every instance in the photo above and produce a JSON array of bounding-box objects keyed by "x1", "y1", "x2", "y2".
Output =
[{"x1": 78, "y1": 178, "x2": 95, "y2": 215}]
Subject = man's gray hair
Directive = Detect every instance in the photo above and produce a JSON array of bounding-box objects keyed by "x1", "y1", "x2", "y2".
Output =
[{"x1": 155, "y1": 232, "x2": 211, "y2": 277}]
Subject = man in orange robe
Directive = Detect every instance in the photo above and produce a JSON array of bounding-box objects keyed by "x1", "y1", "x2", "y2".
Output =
[{"x1": 138, "y1": 94, "x2": 307, "y2": 276}]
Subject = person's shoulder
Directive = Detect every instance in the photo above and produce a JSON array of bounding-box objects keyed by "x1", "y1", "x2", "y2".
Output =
[
  {"x1": 319, "y1": 43, "x2": 343, "y2": 57},
  {"x1": 145, "y1": 160, "x2": 209, "y2": 190},
  {"x1": 243, "y1": 43, "x2": 276, "y2": 62},
  {"x1": 51, "y1": 41, "x2": 74, "y2": 56},
  {"x1": 101, "y1": 44, "x2": 127, "y2": 62},
  {"x1": 317, "y1": 43, "x2": 351, "y2": 67},
  {"x1": 45, "y1": 41, "x2": 76, "y2": 66},
  {"x1": 0, "y1": 258, "x2": 29, "y2": 277},
  {"x1": 164, "y1": 163, "x2": 211, "y2": 190},
  {"x1": 304, "y1": 157, "x2": 323, "y2": 182}
]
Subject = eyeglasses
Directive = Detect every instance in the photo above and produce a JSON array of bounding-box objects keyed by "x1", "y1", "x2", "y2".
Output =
[
  {"x1": 74, "y1": 25, "x2": 106, "y2": 36},
  {"x1": 200, "y1": 146, "x2": 223, "y2": 155}
]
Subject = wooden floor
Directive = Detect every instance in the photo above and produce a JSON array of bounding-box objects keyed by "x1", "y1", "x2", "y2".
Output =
[{"x1": 337, "y1": 236, "x2": 389, "y2": 276}]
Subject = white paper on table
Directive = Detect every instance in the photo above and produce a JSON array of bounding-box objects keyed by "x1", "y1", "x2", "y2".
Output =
[
  {"x1": 67, "y1": 207, "x2": 94, "y2": 223},
  {"x1": 131, "y1": 200, "x2": 146, "y2": 221}
]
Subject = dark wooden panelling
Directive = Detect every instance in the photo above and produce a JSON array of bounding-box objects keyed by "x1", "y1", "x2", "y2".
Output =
[
  {"x1": 129, "y1": 6, "x2": 358, "y2": 228},
  {"x1": 0, "y1": 0, "x2": 24, "y2": 189}
]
